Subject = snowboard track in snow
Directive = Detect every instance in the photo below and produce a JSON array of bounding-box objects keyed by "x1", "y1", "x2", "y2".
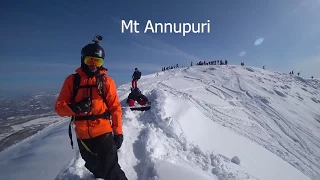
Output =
[{"x1": 156, "y1": 67, "x2": 320, "y2": 180}]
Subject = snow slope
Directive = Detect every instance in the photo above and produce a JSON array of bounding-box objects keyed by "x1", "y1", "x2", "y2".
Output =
[
  {"x1": 1, "y1": 65, "x2": 319, "y2": 180},
  {"x1": 0, "y1": 117, "x2": 72, "y2": 180}
]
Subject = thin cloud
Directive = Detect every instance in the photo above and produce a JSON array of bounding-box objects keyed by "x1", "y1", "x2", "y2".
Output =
[
  {"x1": 274, "y1": 54, "x2": 320, "y2": 78},
  {"x1": 0, "y1": 84, "x2": 58, "y2": 91},
  {"x1": 239, "y1": 51, "x2": 246, "y2": 57},
  {"x1": 107, "y1": 62, "x2": 161, "y2": 72},
  {"x1": 1, "y1": 60, "x2": 159, "y2": 76},
  {"x1": 131, "y1": 42, "x2": 178, "y2": 56},
  {"x1": 0, "y1": 61, "x2": 79, "y2": 77},
  {"x1": 265, "y1": 1, "x2": 320, "y2": 41},
  {"x1": 291, "y1": 55, "x2": 320, "y2": 78},
  {"x1": 293, "y1": 0, "x2": 320, "y2": 14},
  {"x1": 3, "y1": 61, "x2": 78, "y2": 68},
  {"x1": 291, "y1": 1, "x2": 320, "y2": 40},
  {"x1": 111, "y1": 16, "x2": 202, "y2": 63}
]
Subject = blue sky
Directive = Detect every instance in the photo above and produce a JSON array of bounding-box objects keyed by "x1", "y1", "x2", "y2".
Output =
[{"x1": 1, "y1": 0, "x2": 319, "y2": 98}]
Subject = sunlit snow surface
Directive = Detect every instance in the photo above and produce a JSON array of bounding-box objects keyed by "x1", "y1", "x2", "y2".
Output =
[{"x1": 1, "y1": 65, "x2": 320, "y2": 180}]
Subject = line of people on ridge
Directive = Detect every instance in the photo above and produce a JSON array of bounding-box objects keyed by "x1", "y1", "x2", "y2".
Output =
[
  {"x1": 289, "y1": 71, "x2": 301, "y2": 76},
  {"x1": 196, "y1": 60, "x2": 228, "y2": 66},
  {"x1": 160, "y1": 61, "x2": 315, "y2": 79},
  {"x1": 162, "y1": 64, "x2": 179, "y2": 71},
  {"x1": 161, "y1": 60, "x2": 229, "y2": 71}
]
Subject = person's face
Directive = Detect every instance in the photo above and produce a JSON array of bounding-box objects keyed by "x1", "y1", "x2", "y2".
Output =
[
  {"x1": 84, "y1": 56, "x2": 104, "y2": 72},
  {"x1": 89, "y1": 65, "x2": 98, "y2": 72}
]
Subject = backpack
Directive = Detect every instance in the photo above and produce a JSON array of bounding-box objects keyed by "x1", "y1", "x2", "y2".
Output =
[
  {"x1": 68, "y1": 73, "x2": 110, "y2": 151},
  {"x1": 71, "y1": 73, "x2": 108, "y2": 105}
]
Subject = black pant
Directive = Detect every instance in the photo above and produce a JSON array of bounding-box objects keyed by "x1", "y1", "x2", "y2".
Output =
[{"x1": 77, "y1": 132, "x2": 127, "y2": 180}]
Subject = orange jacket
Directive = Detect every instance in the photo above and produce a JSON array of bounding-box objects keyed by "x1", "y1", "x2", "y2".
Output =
[{"x1": 55, "y1": 67, "x2": 123, "y2": 139}]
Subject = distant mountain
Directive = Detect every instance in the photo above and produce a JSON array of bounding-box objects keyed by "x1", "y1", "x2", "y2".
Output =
[
  {"x1": 0, "y1": 92, "x2": 58, "y2": 121},
  {"x1": 0, "y1": 92, "x2": 60, "y2": 151}
]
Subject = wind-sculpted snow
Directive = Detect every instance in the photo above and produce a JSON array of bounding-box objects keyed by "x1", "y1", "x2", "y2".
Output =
[
  {"x1": 1, "y1": 65, "x2": 319, "y2": 180},
  {"x1": 119, "y1": 65, "x2": 318, "y2": 180}
]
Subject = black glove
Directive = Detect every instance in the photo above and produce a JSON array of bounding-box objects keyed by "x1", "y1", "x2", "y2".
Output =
[
  {"x1": 114, "y1": 134, "x2": 123, "y2": 149},
  {"x1": 68, "y1": 97, "x2": 92, "y2": 114}
]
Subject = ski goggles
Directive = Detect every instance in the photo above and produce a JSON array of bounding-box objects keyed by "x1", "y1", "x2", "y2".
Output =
[{"x1": 83, "y1": 56, "x2": 104, "y2": 67}]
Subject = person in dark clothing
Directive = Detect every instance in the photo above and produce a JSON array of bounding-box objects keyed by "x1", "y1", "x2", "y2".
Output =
[
  {"x1": 132, "y1": 68, "x2": 141, "y2": 88},
  {"x1": 126, "y1": 88, "x2": 149, "y2": 107}
]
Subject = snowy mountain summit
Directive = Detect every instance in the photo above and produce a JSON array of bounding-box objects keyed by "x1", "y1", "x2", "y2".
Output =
[{"x1": 1, "y1": 65, "x2": 319, "y2": 180}]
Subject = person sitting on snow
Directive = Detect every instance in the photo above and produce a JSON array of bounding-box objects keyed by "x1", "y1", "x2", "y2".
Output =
[{"x1": 126, "y1": 88, "x2": 149, "y2": 107}]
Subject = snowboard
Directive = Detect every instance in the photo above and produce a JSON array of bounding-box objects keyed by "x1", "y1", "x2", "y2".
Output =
[{"x1": 122, "y1": 102, "x2": 151, "y2": 111}]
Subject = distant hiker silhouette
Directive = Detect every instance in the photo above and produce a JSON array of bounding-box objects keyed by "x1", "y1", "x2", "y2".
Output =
[{"x1": 132, "y1": 68, "x2": 141, "y2": 88}]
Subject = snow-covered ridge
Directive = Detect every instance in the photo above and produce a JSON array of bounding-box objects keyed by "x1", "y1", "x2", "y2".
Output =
[
  {"x1": 0, "y1": 65, "x2": 319, "y2": 180},
  {"x1": 116, "y1": 65, "x2": 320, "y2": 180}
]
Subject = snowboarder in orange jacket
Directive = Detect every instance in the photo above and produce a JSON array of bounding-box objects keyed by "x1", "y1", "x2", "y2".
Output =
[{"x1": 55, "y1": 35, "x2": 127, "y2": 180}]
